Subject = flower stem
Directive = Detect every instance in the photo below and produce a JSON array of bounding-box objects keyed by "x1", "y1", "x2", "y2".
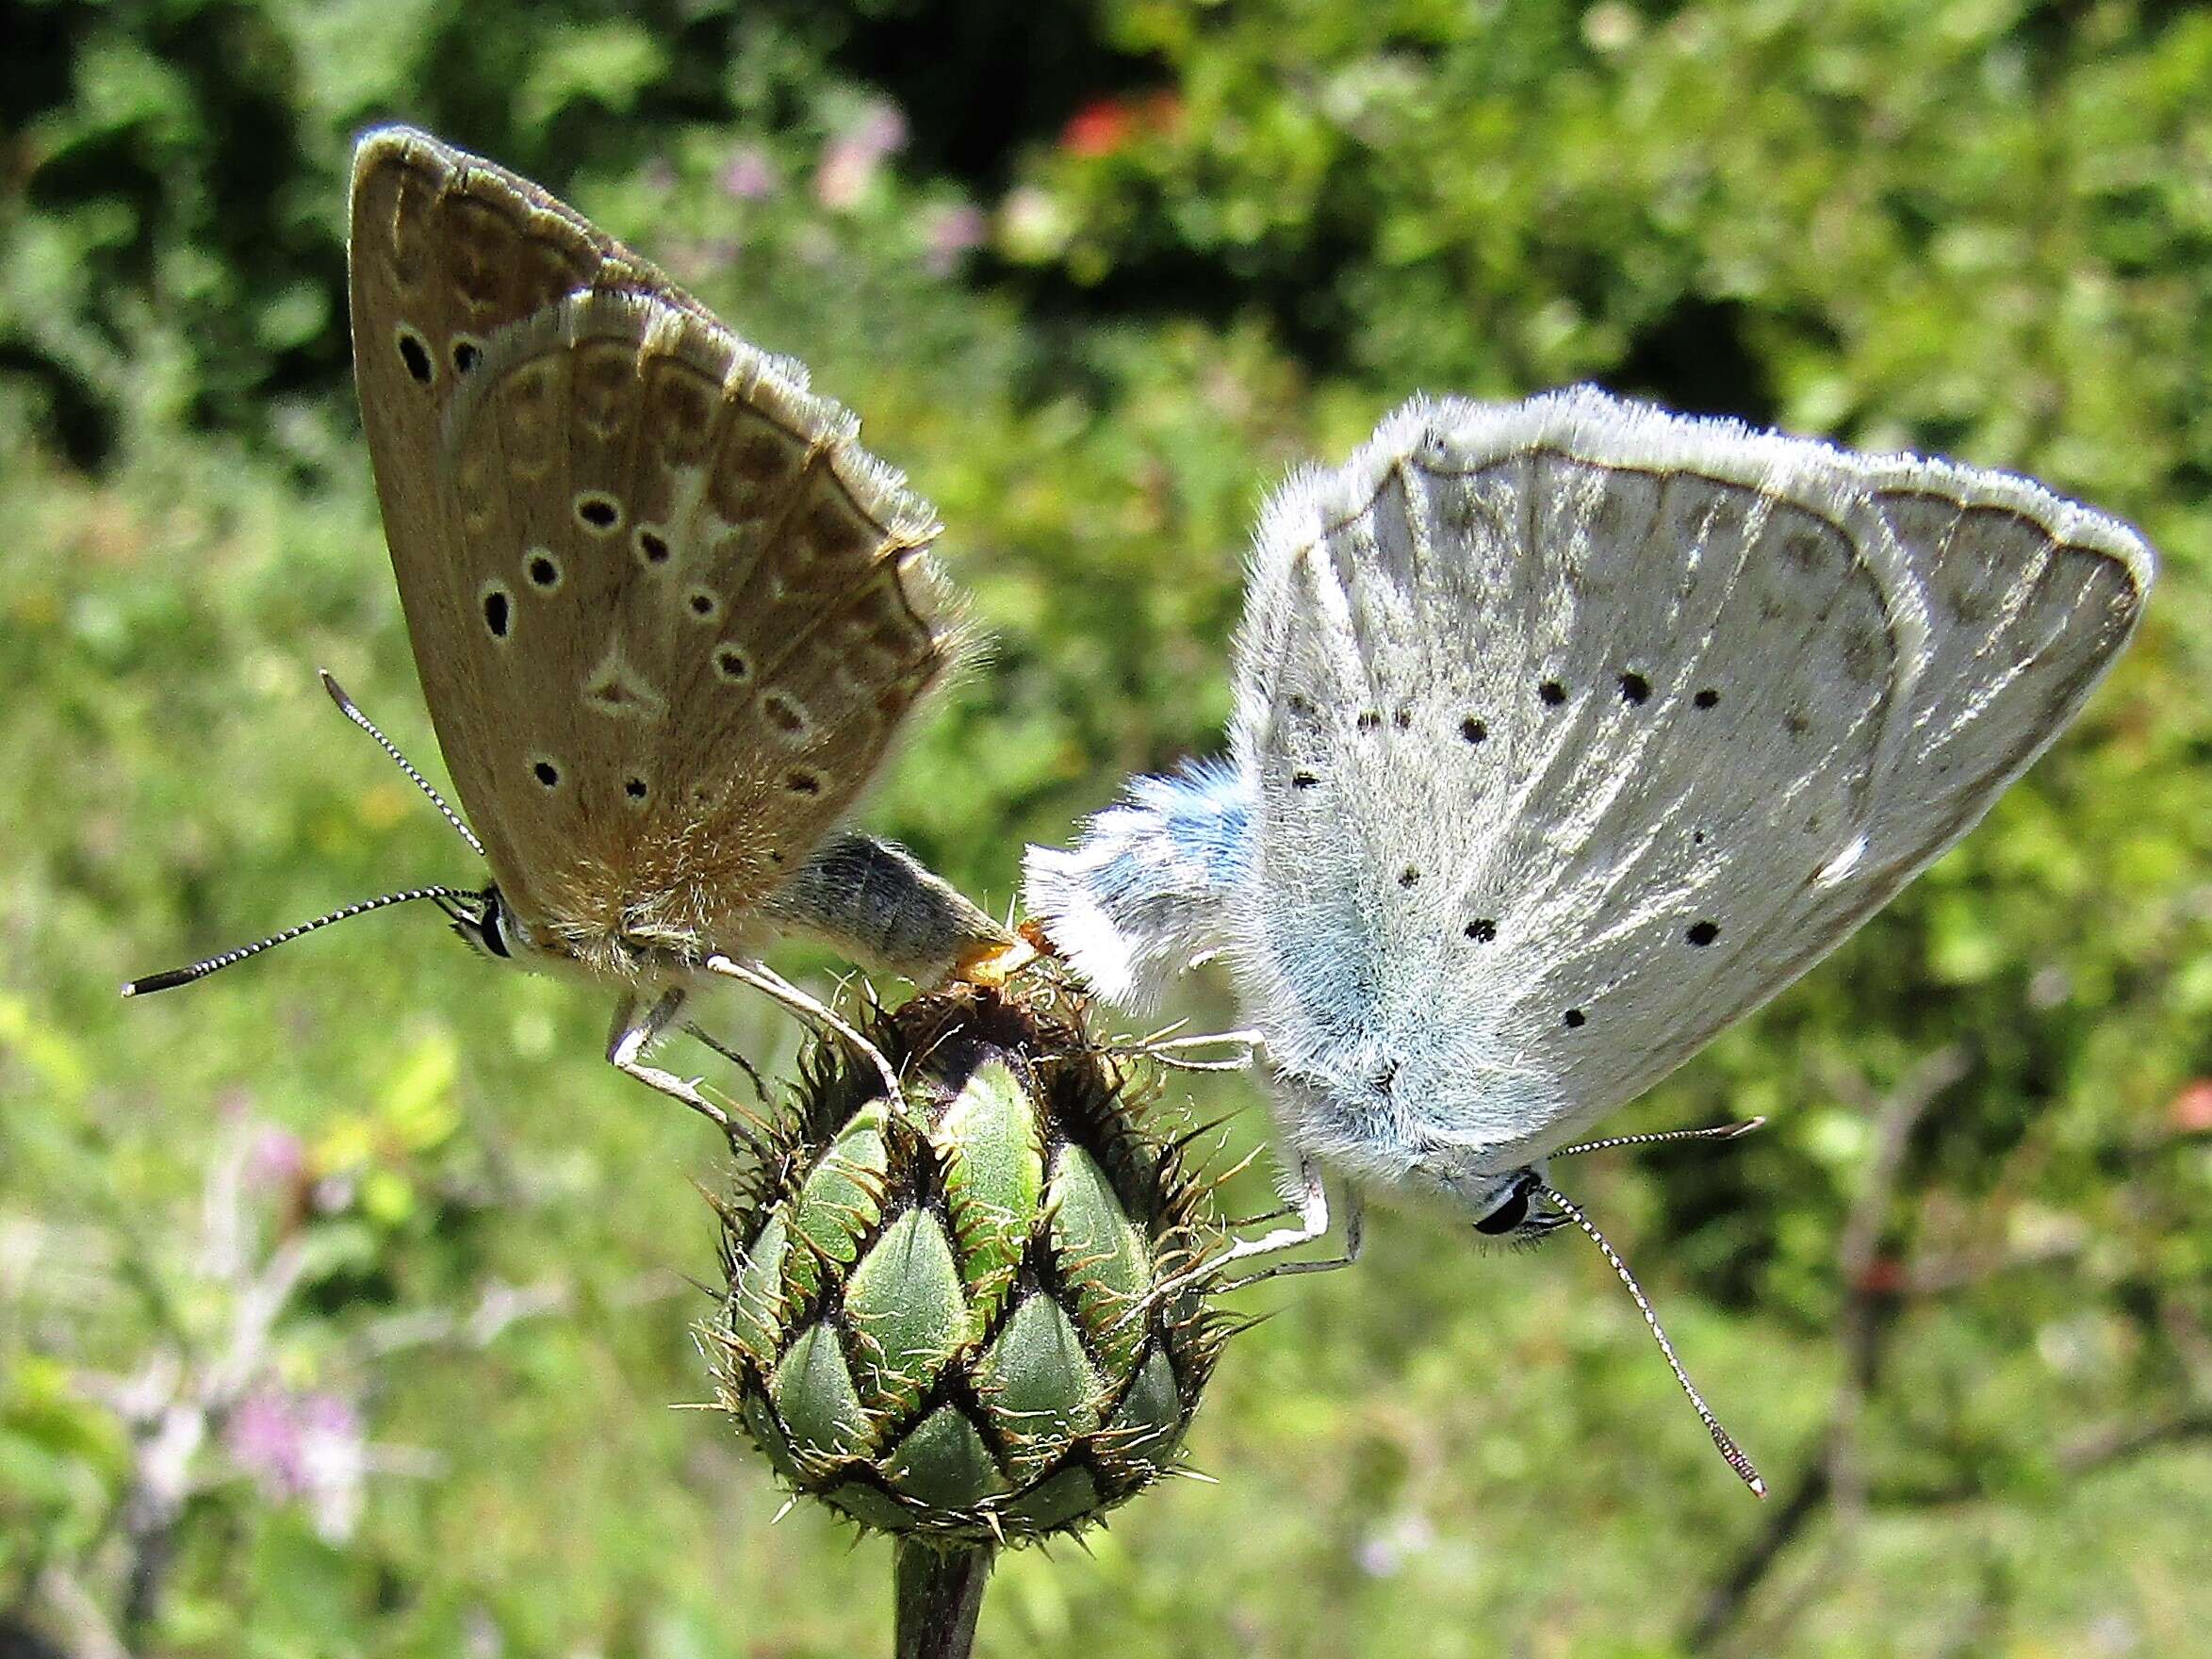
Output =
[{"x1": 893, "y1": 1538, "x2": 995, "y2": 1659}]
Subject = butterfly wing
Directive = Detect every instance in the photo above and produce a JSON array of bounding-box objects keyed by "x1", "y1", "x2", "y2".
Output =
[
  {"x1": 1230, "y1": 388, "x2": 2152, "y2": 1178},
  {"x1": 1021, "y1": 760, "x2": 1255, "y2": 1008},
  {"x1": 349, "y1": 128, "x2": 957, "y2": 974}
]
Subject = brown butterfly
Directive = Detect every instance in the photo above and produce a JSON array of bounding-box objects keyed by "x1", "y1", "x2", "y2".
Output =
[{"x1": 126, "y1": 126, "x2": 1024, "y2": 1124}]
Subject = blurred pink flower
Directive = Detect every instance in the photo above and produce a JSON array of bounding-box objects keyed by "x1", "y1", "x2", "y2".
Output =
[
  {"x1": 2171, "y1": 1079, "x2": 2212, "y2": 1133},
  {"x1": 227, "y1": 1388, "x2": 368, "y2": 1542},
  {"x1": 720, "y1": 143, "x2": 778, "y2": 203},
  {"x1": 922, "y1": 203, "x2": 988, "y2": 275},
  {"x1": 815, "y1": 99, "x2": 909, "y2": 210},
  {"x1": 243, "y1": 1125, "x2": 305, "y2": 1191}
]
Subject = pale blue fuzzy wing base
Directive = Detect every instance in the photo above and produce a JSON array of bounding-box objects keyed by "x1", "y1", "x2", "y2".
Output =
[{"x1": 1020, "y1": 759, "x2": 1254, "y2": 1010}]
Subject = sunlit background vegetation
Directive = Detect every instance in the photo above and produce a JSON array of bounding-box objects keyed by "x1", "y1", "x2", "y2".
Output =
[{"x1": 4, "y1": 2, "x2": 2209, "y2": 1653}]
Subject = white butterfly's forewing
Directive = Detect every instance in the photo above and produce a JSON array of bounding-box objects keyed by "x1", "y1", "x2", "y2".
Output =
[{"x1": 1229, "y1": 388, "x2": 2152, "y2": 1180}]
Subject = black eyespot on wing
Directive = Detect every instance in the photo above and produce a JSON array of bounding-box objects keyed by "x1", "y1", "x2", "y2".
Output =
[
  {"x1": 637, "y1": 528, "x2": 671, "y2": 566},
  {"x1": 533, "y1": 759, "x2": 559, "y2": 788},
  {"x1": 1563, "y1": 1008, "x2": 1586, "y2": 1028},
  {"x1": 1618, "y1": 671, "x2": 1651, "y2": 706},
  {"x1": 1695, "y1": 687, "x2": 1720, "y2": 709},
  {"x1": 396, "y1": 329, "x2": 433, "y2": 385},
  {"x1": 625, "y1": 777, "x2": 648, "y2": 801},
  {"x1": 1686, "y1": 920, "x2": 1720, "y2": 946},
  {"x1": 713, "y1": 645, "x2": 751, "y2": 683},
  {"x1": 576, "y1": 493, "x2": 622, "y2": 533},
  {"x1": 1460, "y1": 716, "x2": 1487, "y2": 744},
  {"x1": 483, "y1": 588, "x2": 511, "y2": 638},
  {"x1": 1398, "y1": 867, "x2": 1419, "y2": 889},
  {"x1": 527, "y1": 552, "x2": 559, "y2": 588},
  {"x1": 451, "y1": 337, "x2": 483, "y2": 375},
  {"x1": 1539, "y1": 680, "x2": 1566, "y2": 706},
  {"x1": 1465, "y1": 918, "x2": 1497, "y2": 943},
  {"x1": 687, "y1": 589, "x2": 717, "y2": 618}
]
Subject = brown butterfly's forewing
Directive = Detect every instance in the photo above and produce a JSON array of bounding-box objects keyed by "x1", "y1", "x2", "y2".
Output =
[{"x1": 348, "y1": 127, "x2": 957, "y2": 979}]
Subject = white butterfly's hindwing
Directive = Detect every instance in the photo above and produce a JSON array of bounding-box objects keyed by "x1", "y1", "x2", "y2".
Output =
[
  {"x1": 1022, "y1": 760, "x2": 1254, "y2": 1010},
  {"x1": 1224, "y1": 388, "x2": 2151, "y2": 1186}
]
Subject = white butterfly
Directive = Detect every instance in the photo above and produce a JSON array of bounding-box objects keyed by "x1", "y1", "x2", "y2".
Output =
[{"x1": 1024, "y1": 386, "x2": 2154, "y2": 1488}]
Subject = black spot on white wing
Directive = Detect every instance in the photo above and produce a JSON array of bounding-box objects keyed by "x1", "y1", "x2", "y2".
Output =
[
  {"x1": 1618, "y1": 671, "x2": 1651, "y2": 705},
  {"x1": 1460, "y1": 716, "x2": 1487, "y2": 744},
  {"x1": 1694, "y1": 687, "x2": 1720, "y2": 709},
  {"x1": 1539, "y1": 680, "x2": 1566, "y2": 707},
  {"x1": 1465, "y1": 918, "x2": 1497, "y2": 943},
  {"x1": 1563, "y1": 1009, "x2": 1586, "y2": 1028},
  {"x1": 1686, "y1": 919, "x2": 1719, "y2": 946}
]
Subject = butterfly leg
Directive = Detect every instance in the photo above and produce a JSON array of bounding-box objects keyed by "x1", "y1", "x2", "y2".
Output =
[
  {"x1": 1207, "y1": 1158, "x2": 1365, "y2": 1289},
  {"x1": 607, "y1": 988, "x2": 736, "y2": 1137},
  {"x1": 702, "y1": 954, "x2": 901, "y2": 1104},
  {"x1": 1219, "y1": 1188, "x2": 1364, "y2": 1290}
]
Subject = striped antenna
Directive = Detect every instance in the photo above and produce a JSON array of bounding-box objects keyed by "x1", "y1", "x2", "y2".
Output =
[
  {"x1": 1554, "y1": 1117, "x2": 1766, "y2": 1159},
  {"x1": 319, "y1": 669, "x2": 484, "y2": 858},
  {"x1": 1537, "y1": 1181, "x2": 1766, "y2": 1499},
  {"x1": 122, "y1": 887, "x2": 485, "y2": 996}
]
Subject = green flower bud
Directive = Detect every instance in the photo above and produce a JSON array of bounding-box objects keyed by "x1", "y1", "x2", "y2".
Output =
[{"x1": 713, "y1": 976, "x2": 1232, "y2": 1543}]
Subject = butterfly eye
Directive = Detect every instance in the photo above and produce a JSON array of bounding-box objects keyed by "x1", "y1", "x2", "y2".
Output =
[{"x1": 1473, "y1": 1186, "x2": 1532, "y2": 1236}]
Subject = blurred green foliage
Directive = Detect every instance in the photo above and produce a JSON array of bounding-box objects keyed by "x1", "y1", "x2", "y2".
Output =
[{"x1": 2, "y1": 0, "x2": 2208, "y2": 1654}]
